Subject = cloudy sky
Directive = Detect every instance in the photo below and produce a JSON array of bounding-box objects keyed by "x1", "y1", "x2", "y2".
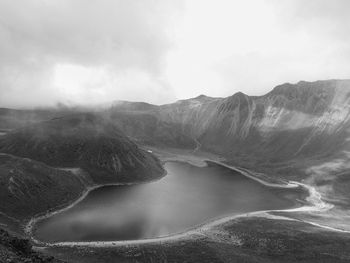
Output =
[{"x1": 0, "y1": 0, "x2": 349, "y2": 108}]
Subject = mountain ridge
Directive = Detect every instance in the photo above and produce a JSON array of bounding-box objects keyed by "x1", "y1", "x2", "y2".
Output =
[{"x1": 103, "y1": 79, "x2": 350, "y2": 206}]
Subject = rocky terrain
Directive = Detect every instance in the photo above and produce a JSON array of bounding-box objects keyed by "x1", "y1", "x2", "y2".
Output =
[{"x1": 0, "y1": 79, "x2": 350, "y2": 262}]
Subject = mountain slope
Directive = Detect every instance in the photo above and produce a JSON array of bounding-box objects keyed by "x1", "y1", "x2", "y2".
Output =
[
  {"x1": 0, "y1": 153, "x2": 89, "y2": 219},
  {"x1": 0, "y1": 227, "x2": 64, "y2": 263},
  {"x1": 0, "y1": 113, "x2": 164, "y2": 183},
  {"x1": 1, "y1": 80, "x2": 349, "y2": 206},
  {"x1": 106, "y1": 80, "x2": 350, "y2": 162},
  {"x1": 105, "y1": 80, "x2": 350, "y2": 205}
]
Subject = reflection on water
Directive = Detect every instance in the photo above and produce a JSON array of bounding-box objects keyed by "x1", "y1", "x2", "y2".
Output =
[{"x1": 34, "y1": 161, "x2": 304, "y2": 242}]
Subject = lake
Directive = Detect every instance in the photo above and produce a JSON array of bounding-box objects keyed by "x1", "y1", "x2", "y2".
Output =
[{"x1": 34, "y1": 161, "x2": 305, "y2": 242}]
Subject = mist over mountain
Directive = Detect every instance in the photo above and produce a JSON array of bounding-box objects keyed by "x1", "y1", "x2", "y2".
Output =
[
  {"x1": 2, "y1": 79, "x2": 350, "y2": 169},
  {"x1": 1, "y1": 79, "x2": 350, "y2": 262},
  {"x1": 0, "y1": 113, "x2": 164, "y2": 183}
]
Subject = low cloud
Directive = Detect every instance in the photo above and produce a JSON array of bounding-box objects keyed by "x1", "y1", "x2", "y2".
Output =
[
  {"x1": 0, "y1": 0, "x2": 349, "y2": 107},
  {"x1": 0, "y1": 0, "x2": 181, "y2": 107}
]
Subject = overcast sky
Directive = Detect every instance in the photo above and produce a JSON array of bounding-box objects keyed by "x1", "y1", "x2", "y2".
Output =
[{"x1": 0, "y1": 0, "x2": 349, "y2": 108}]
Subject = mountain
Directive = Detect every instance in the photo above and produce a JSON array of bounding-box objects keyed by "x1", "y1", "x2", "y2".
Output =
[
  {"x1": 1, "y1": 79, "x2": 350, "y2": 262},
  {"x1": 105, "y1": 80, "x2": 350, "y2": 205},
  {"x1": 107, "y1": 80, "x2": 350, "y2": 159},
  {"x1": 106, "y1": 108, "x2": 196, "y2": 148},
  {"x1": 0, "y1": 113, "x2": 164, "y2": 184},
  {"x1": 1, "y1": 79, "x2": 349, "y2": 204},
  {"x1": 164, "y1": 80, "x2": 350, "y2": 160}
]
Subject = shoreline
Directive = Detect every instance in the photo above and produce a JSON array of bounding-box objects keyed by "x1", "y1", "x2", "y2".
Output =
[
  {"x1": 33, "y1": 179, "x2": 340, "y2": 248},
  {"x1": 207, "y1": 160, "x2": 298, "y2": 188},
  {"x1": 25, "y1": 168, "x2": 167, "y2": 246},
  {"x1": 26, "y1": 155, "x2": 342, "y2": 248}
]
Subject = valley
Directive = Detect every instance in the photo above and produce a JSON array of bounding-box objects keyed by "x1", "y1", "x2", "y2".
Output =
[{"x1": 0, "y1": 79, "x2": 350, "y2": 262}]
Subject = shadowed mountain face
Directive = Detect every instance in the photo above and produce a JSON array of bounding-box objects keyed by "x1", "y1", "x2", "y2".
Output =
[{"x1": 0, "y1": 114, "x2": 164, "y2": 184}]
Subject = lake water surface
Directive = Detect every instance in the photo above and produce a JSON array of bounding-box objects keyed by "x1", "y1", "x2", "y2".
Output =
[{"x1": 34, "y1": 161, "x2": 305, "y2": 242}]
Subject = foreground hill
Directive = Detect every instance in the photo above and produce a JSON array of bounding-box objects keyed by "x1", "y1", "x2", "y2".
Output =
[
  {"x1": 0, "y1": 113, "x2": 164, "y2": 184},
  {"x1": 0, "y1": 153, "x2": 89, "y2": 220},
  {"x1": 0, "y1": 228, "x2": 64, "y2": 263}
]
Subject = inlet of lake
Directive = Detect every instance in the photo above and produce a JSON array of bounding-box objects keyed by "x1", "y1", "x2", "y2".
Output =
[{"x1": 34, "y1": 161, "x2": 306, "y2": 243}]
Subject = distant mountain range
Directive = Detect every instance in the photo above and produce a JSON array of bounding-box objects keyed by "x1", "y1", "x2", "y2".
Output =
[
  {"x1": 108, "y1": 79, "x2": 350, "y2": 160},
  {"x1": 1, "y1": 79, "x2": 350, "y2": 208}
]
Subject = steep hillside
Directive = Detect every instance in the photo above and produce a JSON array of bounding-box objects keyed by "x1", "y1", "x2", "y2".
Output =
[
  {"x1": 107, "y1": 80, "x2": 350, "y2": 163},
  {"x1": 0, "y1": 113, "x2": 164, "y2": 184},
  {"x1": 106, "y1": 110, "x2": 196, "y2": 148},
  {"x1": 157, "y1": 80, "x2": 349, "y2": 157},
  {"x1": 0, "y1": 153, "x2": 89, "y2": 219}
]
